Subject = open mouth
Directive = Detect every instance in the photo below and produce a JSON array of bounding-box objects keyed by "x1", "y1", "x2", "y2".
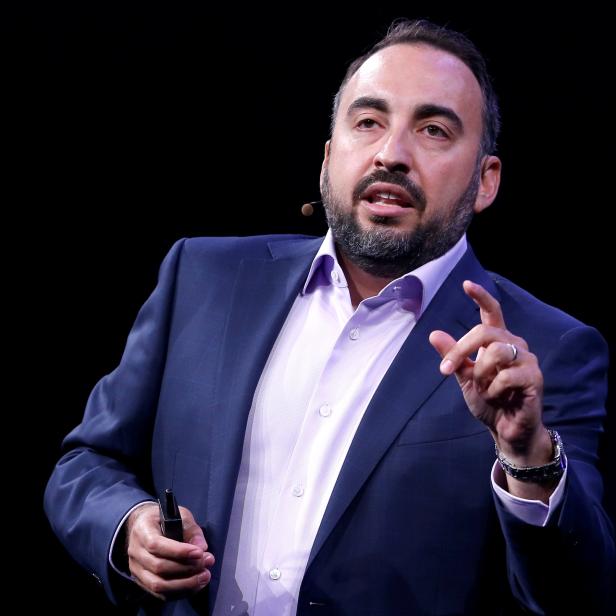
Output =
[
  {"x1": 361, "y1": 183, "x2": 414, "y2": 208},
  {"x1": 360, "y1": 183, "x2": 415, "y2": 217},
  {"x1": 365, "y1": 192, "x2": 412, "y2": 207}
]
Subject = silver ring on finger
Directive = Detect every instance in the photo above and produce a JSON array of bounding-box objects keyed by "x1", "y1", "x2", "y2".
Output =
[{"x1": 506, "y1": 342, "x2": 518, "y2": 362}]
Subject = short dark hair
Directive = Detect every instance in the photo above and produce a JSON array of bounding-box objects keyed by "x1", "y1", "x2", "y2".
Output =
[{"x1": 330, "y1": 19, "x2": 501, "y2": 156}]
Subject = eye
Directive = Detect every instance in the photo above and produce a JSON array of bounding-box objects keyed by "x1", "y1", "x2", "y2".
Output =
[
  {"x1": 422, "y1": 124, "x2": 449, "y2": 139},
  {"x1": 356, "y1": 118, "x2": 379, "y2": 129}
]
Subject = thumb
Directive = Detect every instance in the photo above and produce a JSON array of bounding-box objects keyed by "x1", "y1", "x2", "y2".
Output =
[
  {"x1": 179, "y1": 507, "x2": 208, "y2": 551},
  {"x1": 187, "y1": 529, "x2": 207, "y2": 551},
  {"x1": 429, "y1": 329, "x2": 457, "y2": 360}
]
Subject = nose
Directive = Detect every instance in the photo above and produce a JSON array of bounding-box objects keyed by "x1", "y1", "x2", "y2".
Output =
[{"x1": 373, "y1": 128, "x2": 413, "y2": 174}]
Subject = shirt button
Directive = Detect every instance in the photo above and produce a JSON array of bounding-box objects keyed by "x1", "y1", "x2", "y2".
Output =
[
  {"x1": 292, "y1": 485, "x2": 305, "y2": 497},
  {"x1": 349, "y1": 327, "x2": 360, "y2": 340},
  {"x1": 331, "y1": 270, "x2": 339, "y2": 283},
  {"x1": 319, "y1": 404, "x2": 332, "y2": 417},
  {"x1": 269, "y1": 568, "x2": 281, "y2": 580}
]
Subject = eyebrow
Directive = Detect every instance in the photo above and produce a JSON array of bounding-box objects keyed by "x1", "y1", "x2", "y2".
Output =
[
  {"x1": 346, "y1": 96, "x2": 390, "y2": 116},
  {"x1": 346, "y1": 97, "x2": 464, "y2": 134},
  {"x1": 414, "y1": 103, "x2": 464, "y2": 134}
]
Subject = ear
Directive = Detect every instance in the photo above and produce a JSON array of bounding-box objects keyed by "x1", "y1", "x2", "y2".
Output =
[
  {"x1": 320, "y1": 140, "x2": 331, "y2": 182},
  {"x1": 473, "y1": 155, "x2": 501, "y2": 214}
]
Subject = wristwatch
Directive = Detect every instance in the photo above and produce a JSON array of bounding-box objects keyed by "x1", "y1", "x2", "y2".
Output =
[{"x1": 495, "y1": 429, "x2": 566, "y2": 483}]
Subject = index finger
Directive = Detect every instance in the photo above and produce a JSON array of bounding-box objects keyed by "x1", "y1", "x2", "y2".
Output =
[{"x1": 463, "y1": 280, "x2": 506, "y2": 329}]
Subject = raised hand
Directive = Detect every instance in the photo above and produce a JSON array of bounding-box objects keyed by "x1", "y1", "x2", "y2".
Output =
[{"x1": 429, "y1": 280, "x2": 556, "y2": 500}]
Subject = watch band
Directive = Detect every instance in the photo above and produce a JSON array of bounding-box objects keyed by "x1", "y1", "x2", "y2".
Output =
[{"x1": 495, "y1": 429, "x2": 566, "y2": 483}]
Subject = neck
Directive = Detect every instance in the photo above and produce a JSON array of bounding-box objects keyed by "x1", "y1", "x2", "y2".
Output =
[{"x1": 336, "y1": 248, "x2": 395, "y2": 308}]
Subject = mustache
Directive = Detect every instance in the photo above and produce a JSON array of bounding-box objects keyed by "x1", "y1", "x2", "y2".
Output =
[{"x1": 352, "y1": 170, "x2": 427, "y2": 212}]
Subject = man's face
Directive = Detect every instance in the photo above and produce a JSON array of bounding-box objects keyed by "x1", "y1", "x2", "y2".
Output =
[{"x1": 320, "y1": 43, "x2": 500, "y2": 277}]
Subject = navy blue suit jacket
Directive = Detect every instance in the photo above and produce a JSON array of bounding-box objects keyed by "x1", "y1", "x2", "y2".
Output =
[{"x1": 45, "y1": 235, "x2": 615, "y2": 615}]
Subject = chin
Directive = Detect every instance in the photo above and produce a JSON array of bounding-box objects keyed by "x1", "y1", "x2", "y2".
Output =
[{"x1": 358, "y1": 212, "x2": 415, "y2": 234}]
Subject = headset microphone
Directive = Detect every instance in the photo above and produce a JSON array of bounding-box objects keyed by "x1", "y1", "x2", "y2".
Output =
[{"x1": 301, "y1": 200, "x2": 322, "y2": 216}]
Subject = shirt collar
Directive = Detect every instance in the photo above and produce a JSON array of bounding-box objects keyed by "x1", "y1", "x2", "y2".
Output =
[{"x1": 301, "y1": 228, "x2": 468, "y2": 317}]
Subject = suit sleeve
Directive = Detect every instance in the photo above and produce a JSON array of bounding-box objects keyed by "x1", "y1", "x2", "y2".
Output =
[
  {"x1": 495, "y1": 324, "x2": 615, "y2": 615},
  {"x1": 44, "y1": 238, "x2": 186, "y2": 605}
]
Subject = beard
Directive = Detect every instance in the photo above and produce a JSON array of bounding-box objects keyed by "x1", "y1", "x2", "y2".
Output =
[{"x1": 320, "y1": 164, "x2": 481, "y2": 279}]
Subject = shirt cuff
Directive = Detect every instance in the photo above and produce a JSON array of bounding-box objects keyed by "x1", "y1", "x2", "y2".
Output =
[
  {"x1": 108, "y1": 500, "x2": 157, "y2": 581},
  {"x1": 491, "y1": 456, "x2": 567, "y2": 527}
]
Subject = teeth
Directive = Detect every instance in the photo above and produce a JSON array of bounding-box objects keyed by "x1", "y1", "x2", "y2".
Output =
[{"x1": 376, "y1": 192, "x2": 396, "y2": 199}]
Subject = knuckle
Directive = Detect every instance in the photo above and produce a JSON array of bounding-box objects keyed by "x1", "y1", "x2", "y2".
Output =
[
  {"x1": 498, "y1": 371, "x2": 512, "y2": 387},
  {"x1": 150, "y1": 560, "x2": 164, "y2": 576},
  {"x1": 484, "y1": 340, "x2": 499, "y2": 352},
  {"x1": 143, "y1": 536, "x2": 159, "y2": 553},
  {"x1": 150, "y1": 579, "x2": 165, "y2": 595}
]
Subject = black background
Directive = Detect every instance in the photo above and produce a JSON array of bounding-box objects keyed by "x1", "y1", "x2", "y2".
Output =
[{"x1": 5, "y1": 2, "x2": 614, "y2": 613}]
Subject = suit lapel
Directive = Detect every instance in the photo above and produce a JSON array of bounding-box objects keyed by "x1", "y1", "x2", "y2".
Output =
[{"x1": 307, "y1": 247, "x2": 498, "y2": 567}]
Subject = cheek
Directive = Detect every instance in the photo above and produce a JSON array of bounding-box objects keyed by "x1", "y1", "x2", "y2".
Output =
[
  {"x1": 330, "y1": 137, "x2": 372, "y2": 174},
  {"x1": 421, "y1": 159, "x2": 474, "y2": 202},
  {"x1": 327, "y1": 158, "x2": 357, "y2": 193}
]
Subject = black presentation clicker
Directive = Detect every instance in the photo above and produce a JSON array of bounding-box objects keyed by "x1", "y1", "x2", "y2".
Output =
[{"x1": 159, "y1": 488, "x2": 184, "y2": 542}]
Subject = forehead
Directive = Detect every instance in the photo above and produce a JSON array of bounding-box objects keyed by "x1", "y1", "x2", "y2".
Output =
[{"x1": 340, "y1": 43, "x2": 483, "y2": 131}]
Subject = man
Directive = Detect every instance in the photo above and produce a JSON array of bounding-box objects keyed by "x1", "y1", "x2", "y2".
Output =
[{"x1": 45, "y1": 19, "x2": 614, "y2": 615}]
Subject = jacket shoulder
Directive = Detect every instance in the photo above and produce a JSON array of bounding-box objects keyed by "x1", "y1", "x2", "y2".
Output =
[{"x1": 179, "y1": 234, "x2": 321, "y2": 264}]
